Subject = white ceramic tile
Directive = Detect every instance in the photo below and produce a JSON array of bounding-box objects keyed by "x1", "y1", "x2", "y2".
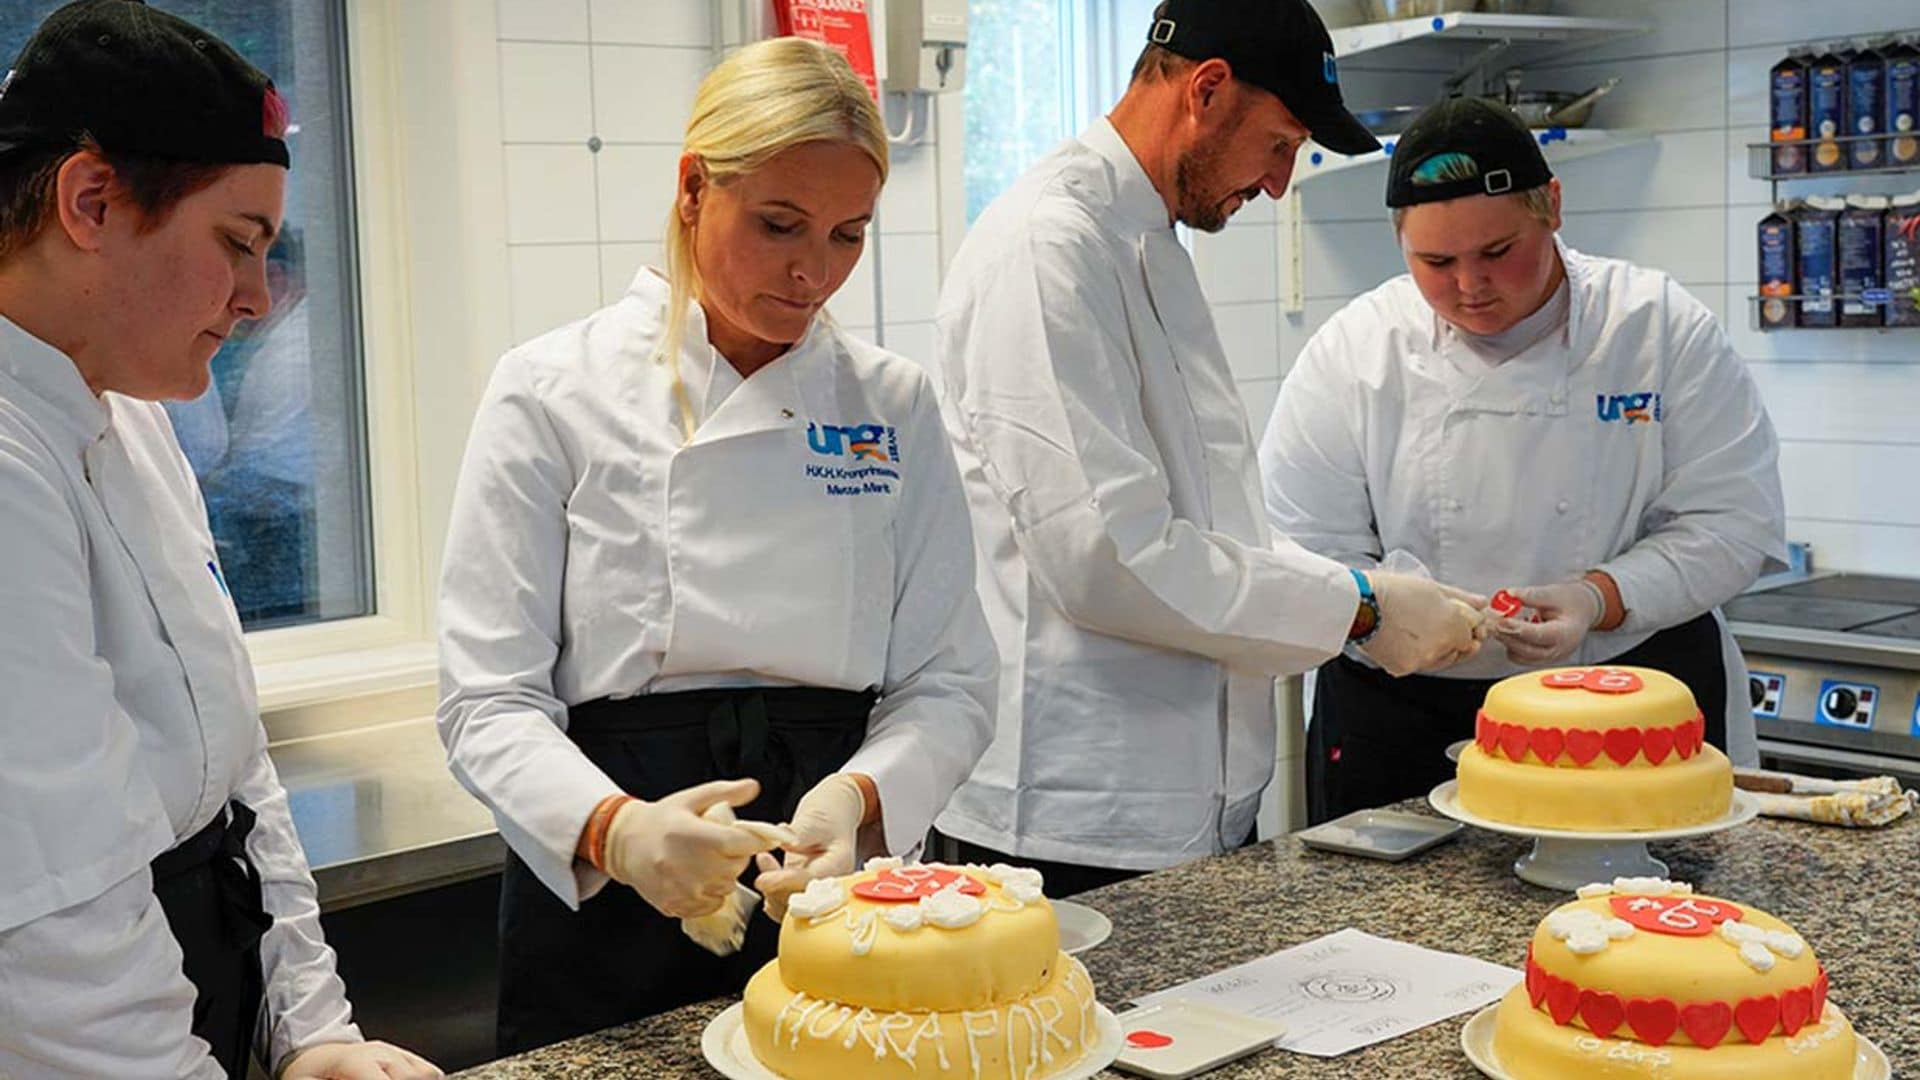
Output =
[
  {"x1": 882, "y1": 320, "x2": 939, "y2": 376},
  {"x1": 1528, "y1": 0, "x2": 1727, "y2": 65},
  {"x1": 504, "y1": 145, "x2": 600, "y2": 244},
  {"x1": 1294, "y1": 164, "x2": 1397, "y2": 224},
  {"x1": 1779, "y1": 441, "x2": 1920, "y2": 526},
  {"x1": 1298, "y1": 218, "x2": 1407, "y2": 301},
  {"x1": 509, "y1": 244, "x2": 603, "y2": 342},
  {"x1": 1727, "y1": 0, "x2": 1913, "y2": 50},
  {"x1": 1748, "y1": 362, "x2": 1920, "y2": 446},
  {"x1": 1193, "y1": 223, "x2": 1280, "y2": 306},
  {"x1": 499, "y1": 42, "x2": 595, "y2": 143},
  {"x1": 1537, "y1": 52, "x2": 1729, "y2": 134},
  {"x1": 497, "y1": 0, "x2": 589, "y2": 42},
  {"x1": 595, "y1": 144, "x2": 682, "y2": 243},
  {"x1": 599, "y1": 242, "x2": 664, "y2": 305},
  {"x1": 880, "y1": 142, "x2": 941, "y2": 235},
  {"x1": 1238, "y1": 378, "x2": 1282, "y2": 438},
  {"x1": 878, "y1": 233, "x2": 942, "y2": 325},
  {"x1": 1559, "y1": 206, "x2": 1726, "y2": 285},
  {"x1": 590, "y1": 0, "x2": 711, "y2": 47},
  {"x1": 826, "y1": 247, "x2": 878, "y2": 327},
  {"x1": 592, "y1": 45, "x2": 709, "y2": 144},
  {"x1": 1213, "y1": 301, "x2": 1283, "y2": 383},
  {"x1": 1554, "y1": 129, "x2": 1725, "y2": 214},
  {"x1": 1780, "y1": 519, "x2": 1920, "y2": 576}
]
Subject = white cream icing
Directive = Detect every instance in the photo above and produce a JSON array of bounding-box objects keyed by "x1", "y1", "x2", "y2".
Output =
[
  {"x1": 1738, "y1": 940, "x2": 1777, "y2": 972},
  {"x1": 922, "y1": 883, "x2": 986, "y2": 929},
  {"x1": 792, "y1": 878, "x2": 848, "y2": 920},
  {"x1": 882, "y1": 903, "x2": 926, "y2": 933}
]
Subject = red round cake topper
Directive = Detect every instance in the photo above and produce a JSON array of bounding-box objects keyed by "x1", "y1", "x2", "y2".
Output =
[
  {"x1": 1581, "y1": 668, "x2": 1644, "y2": 694},
  {"x1": 852, "y1": 866, "x2": 986, "y2": 902},
  {"x1": 1540, "y1": 669, "x2": 1590, "y2": 689},
  {"x1": 1608, "y1": 895, "x2": 1743, "y2": 936}
]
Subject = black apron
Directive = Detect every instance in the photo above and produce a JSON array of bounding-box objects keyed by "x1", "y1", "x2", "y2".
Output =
[
  {"x1": 496, "y1": 686, "x2": 875, "y2": 1055},
  {"x1": 1306, "y1": 611, "x2": 1729, "y2": 826},
  {"x1": 151, "y1": 800, "x2": 273, "y2": 1078}
]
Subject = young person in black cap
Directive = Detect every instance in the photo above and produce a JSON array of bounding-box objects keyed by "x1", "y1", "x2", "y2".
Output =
[
  {"x1": 1259, "y1": 96, "x2": 1786, "y2": 823},
  {"x1": 929, "y1": 0, "x2": 1488, "y2": 894},
  {"x1": 0, "y1": 2, "x2": 440, "y2": 1076}
]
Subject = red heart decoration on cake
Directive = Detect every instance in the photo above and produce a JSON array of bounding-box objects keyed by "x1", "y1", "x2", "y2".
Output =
[
  {"x1": 1126, "y1": 1030, "x2": 1173, "y2": 1049},
  {"x1": 1813, "y1": 968, "x2": 1829, "y2": 1021},
  {"x1": 1529, "y1": 726, "x2": 1565, "y2": 765},
  {"x1": 1546, "y1": 977, "x2": 1581, "y2": 1026},
  {"x1": 1609, "y1": 896, "x2": 1743, "y2": 936},
  {"x1": 1477, "y1": 712, "x2": 1499, "y2": 755},
  {"x1": 1734, "y1": 995, "x2": 1780, "y2": 1044},
  {"x1": 1603, "y1": 727, "x2": 1642, "y2": 766},
  {"x1": 1625, "y1": 997, "x2": 1679, "y2": 1046},
  {"x1": 1565, "y1": 728, "x2": 1605, "y2": 766},
  {"x1": 1642, "y1": 725, "x2": 1675, "y2": 765},
  {"x1": 1540, "y1": 669, "x2": 1590, "y2": 689},
  {"x1": 1781, "y1": 987, "x2": 1812, "y2": 1035},
  {"x1": 1500, "y1": 723, "x2": 1530, "y2": 763},
  {"x1": 1674, "y1": 719, "x2": 1697, "y2": 759},
  {"x1": 1581, "y1": 668, "x2": 1644, "y2": 694},
  {"x1": 1680, "y1": 1001, "x2": 1733, "y2": 1049},
  {"x1": 1579, "y1": 990, "x2": 1626, "y2": 1038},
  {"x1": 1525, "y1": 951, "x2": 1546, "y2": 1008}
]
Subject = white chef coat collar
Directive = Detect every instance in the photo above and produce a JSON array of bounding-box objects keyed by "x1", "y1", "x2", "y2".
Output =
[
  {"x1": 0, "y1": 313, "x2": 110, "y2": 452},
  {"x1": 1081, "y1": 117, "x2": 1175, "y2": 234}
]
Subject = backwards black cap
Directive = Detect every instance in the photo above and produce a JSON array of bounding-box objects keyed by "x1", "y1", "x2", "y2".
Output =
[
  {"x1": 1148, "y1": 0, "x2": 1380, "y2": 156},
  {"x1": 0, "y1": 0, "x2": 289, "y2": 168},
  {"x1": 1385, "y1": 97, "x2": 1551, "y2": 209}
]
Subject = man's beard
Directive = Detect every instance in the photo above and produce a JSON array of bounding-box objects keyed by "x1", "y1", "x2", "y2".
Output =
[{"x1": 1173, "y1": 137, "x2": 1258, "y2": 234}]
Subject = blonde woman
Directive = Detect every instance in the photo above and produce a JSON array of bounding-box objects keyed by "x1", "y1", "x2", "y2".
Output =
[{"x1": 437, "y1": 38, "x2": 995, "y2": 1051}]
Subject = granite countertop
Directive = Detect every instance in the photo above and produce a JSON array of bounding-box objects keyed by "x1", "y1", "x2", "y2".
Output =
[{"x1": 456, "y1": 803, "x2": 1919, "y2": 1078}]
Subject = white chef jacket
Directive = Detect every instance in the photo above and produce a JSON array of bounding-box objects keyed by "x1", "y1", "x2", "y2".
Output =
[
  {"x1": 1259, "y1": 242, "x2": 1787, "y2": 765},
  {"x1": 0, "y1": 317, "x2": 360, "y2": 1077},
  {"x1": 933, "y1": 118, "x2": 1359, "y2": 871},
  {"x1": 437, "y1": 270, "x2": 996, "y2": 909}
]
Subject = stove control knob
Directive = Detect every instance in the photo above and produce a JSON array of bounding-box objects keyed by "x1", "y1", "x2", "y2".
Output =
[
  {"x1": 1823, "y1": 686, "x2": 1858, "y2": 721},
  {"x1": 1749, "y1": 677, "x2": 1765, "y2": 708}
]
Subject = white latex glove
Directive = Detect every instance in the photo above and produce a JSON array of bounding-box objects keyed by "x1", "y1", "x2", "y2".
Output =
[
  {"x1": 752, "y1": 773, "x2": 867, "y2": 923},
  {"x1": 1358, "y1": 572, "x2": 1490, "y2": 677},
  {"x1": 280, "y1": 1040, "x2": 441, "y2": 1080},
  {"x1": 679, "y1": 802, "x2": 798, "y2": 956},
  {"x1": 602, "y1": 778, "x2": 775, "y2": 918},
  {"x1": 1495, "y1": 580, "x2": 1605, "y2": 664}
]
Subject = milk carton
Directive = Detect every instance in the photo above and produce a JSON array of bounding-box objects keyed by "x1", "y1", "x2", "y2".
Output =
[
  {"x1": 1808, "y1": 44, "x2": 1849, "y2": 173},
  {"x1": 1758, "y1": 205, "x2": 1798, "y2": 331},
  {"x1": 1846, "y1": 41, "x2": 1885, "y2": 169},
  {"x1": 1888, "y1": 36, "x2": 1919, "y2": 168},
  {"x1": 1839, "y1": 195, "x2": 1888, "y2": 326},
  {"x1": 1795, "y1": 196, "x2": 1845, "y2": 327},
  {"x1": 1770, "y1": 50, "x2": 1810, "y2": 174}
]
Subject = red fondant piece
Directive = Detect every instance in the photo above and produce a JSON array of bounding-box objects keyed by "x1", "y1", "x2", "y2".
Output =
[
  {"x1": 1680, "y1": 1001, "x2": 1733, "y2": 1048},
  {"x1": 1625, "y1": 997, "x2": 1680, "y2": 1047},
  {"x1": 1476, "y1": 712, "x2": 1498, "y2": 754},
  {"x1": 1526, "y1": 952, "x2": 1547, "y2": 1008},
  {"x1": 1582, "y1": 668, "x2": 1644, "y2": 694},
  {"x1": 1529, "y1": 726, "x2": 1565, "y2": 765},
  {"x1": 1609, "y1": 896, "x2": 1743, "y2": 936},
  {"x1": 1541, "y1": 669, "x2": 1590, "y2": 689},
  {"x1": 1781, "y1": 987, "x2": 1812, "y2": 1036},
  {"x1": 1565, "y1": 728, "x2": 1605, "y2": 766},
  {"x1": 1580, "y1": 990, "x2": 1626, "y2": 1039},
  {"x1": 1642, "y1": 725, "x2": 1675, "y2": 765},
  {"x1": 1674, "y1": 715, "x2": 1699, "y2": 759},
  {"x1": 1492, "y1": 589, "x2": 1524, "y2": 617},
  {"x1": 1734, "y1": 995, "x2": 1781, "y2": 1044},
  {"x1": 1813, "y1": 967, "x2": 1829, "y2": 1021},
  {"x1": 1500, "y1": 723, "x2": 1530, "y2": 763},
  {"x1": 1126, "y1": 1030, "x2": 1173, "y2": 1049},
  {"x1": 1546, "y1": 976, "x2": 1581, "y2": 1026},
  {"x1": 1603, "y1": 727, "x2": 1642, "y2": 766},
  {"x1": 852, "y1": 867, "x2": 985, "y2": 902}
]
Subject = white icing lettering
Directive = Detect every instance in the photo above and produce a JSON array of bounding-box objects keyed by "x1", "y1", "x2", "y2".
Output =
[
  {"x1": 847, "y1": 909, "x2": 878, "y2": 956},
  {"x1": 842, "y1": 1006, "x2": 877, "y2": 1051},
  {"x1": 807, "y1": 1003, "x2": 855, "y2": 1041},
  {"x1": 1788, "y1": 1013, "x2": 1845, "y2": 1054},
  {"x1": 1005, "y1": 1002, "x2": 1038, "y2": 1080},
  {"x1": 962, "y1": 1010, "x2": 999, "y2": 1080},
  {"x1": 875, "y1": 1011, "x2": 916, "y2": 1063},
  {"x1": 1031, "y1": 996, "x2": 1068, "y2": 1061},
  {"x1": 787, "y1": 997, "x2": 830, "y2": 1049}
]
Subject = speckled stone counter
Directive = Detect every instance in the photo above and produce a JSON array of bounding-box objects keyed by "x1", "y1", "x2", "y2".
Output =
[{"x1": 456, "y1": 803, "x2": 1918, "y2": 1078}]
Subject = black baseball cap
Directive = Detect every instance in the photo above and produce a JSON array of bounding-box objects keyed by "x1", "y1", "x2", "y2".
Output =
[
  {"x1": 0, "y1": 0, "x2": 289, "y2": 168},
  {"x1": 1147, "y1": 0, "x2": 1380, "y2": 156},
  {"x1": 1385, "y1": 97, "x2": 1551, "y2": 209}
]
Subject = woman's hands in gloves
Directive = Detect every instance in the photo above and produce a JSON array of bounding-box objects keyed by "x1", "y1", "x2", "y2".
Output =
[
  {"x1": 280, "y1": 1040, "x2": 441, "y2": 1079},
  {"x1": 752, "y1": 773, "x2": 870, "y2": 922},
  {"x1": 1495, "y1": 580, "x2": 1606, "y2": 664},
  {"x1": 1359, "y1": 572, "x2": 1490, "y2": 676},
  {"x1": 601, "y1": 778, "x2": 774, "y2": 918}
]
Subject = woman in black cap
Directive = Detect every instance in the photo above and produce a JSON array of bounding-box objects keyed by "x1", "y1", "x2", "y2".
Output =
[
  {"x1": 1259, "y1": 96, "x2": 1786, "y2": 823},
  {"x1": 0, "y1": 2, "x2": 438, "y2": 1076}
]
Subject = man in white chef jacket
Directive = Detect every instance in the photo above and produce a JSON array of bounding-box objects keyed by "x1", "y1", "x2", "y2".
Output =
[
  {"x1": 1259, "y1": 97, "x2": 1786, "y2": 823},
  {"x1": 0, "y1": 2, "x2": 438, "y2": 1076},
  {"x1": 932, "y1": 0, "x2": 1489, "y2": 893}
]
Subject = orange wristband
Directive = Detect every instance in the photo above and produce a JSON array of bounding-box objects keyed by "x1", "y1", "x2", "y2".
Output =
[
  {"x1": 579, "y1": 794, "x2": 633, "y2": 871},
  {"x1": 1584, "y1": 570, "x2": 1626, "y2": 632}
]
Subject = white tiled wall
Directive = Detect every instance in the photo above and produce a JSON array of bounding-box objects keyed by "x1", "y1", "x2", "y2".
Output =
[
  {"x1": 494, "y1": 0, "x2": 945, "y2": 359},
  {"x1": 1189, "y1": 0, "x2": 1920, "y2": 577}
]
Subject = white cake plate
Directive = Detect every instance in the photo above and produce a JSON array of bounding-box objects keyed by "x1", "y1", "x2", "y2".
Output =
[
  {"x1": 1460, "y1": 1002, "x2": 1891, "y2": 1079},
  {"x1": 1428, "y1": 781, "x2": 1760, "y2": 890},
  {"x1": 702, "y1": 1000, "x2": 1124, "y2": 1080}
]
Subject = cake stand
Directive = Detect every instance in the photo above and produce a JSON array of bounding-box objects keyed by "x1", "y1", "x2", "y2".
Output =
[
  {"x1": 702, "y1": 1000, "x2": 1124, "y2": 1080},
  {"x1": 1459, "y1": 1002, "x2": 1891, "y2": 1079},
  {"x1": 1428, "y1": 781, "x2": 1760, "y2": 890}
]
